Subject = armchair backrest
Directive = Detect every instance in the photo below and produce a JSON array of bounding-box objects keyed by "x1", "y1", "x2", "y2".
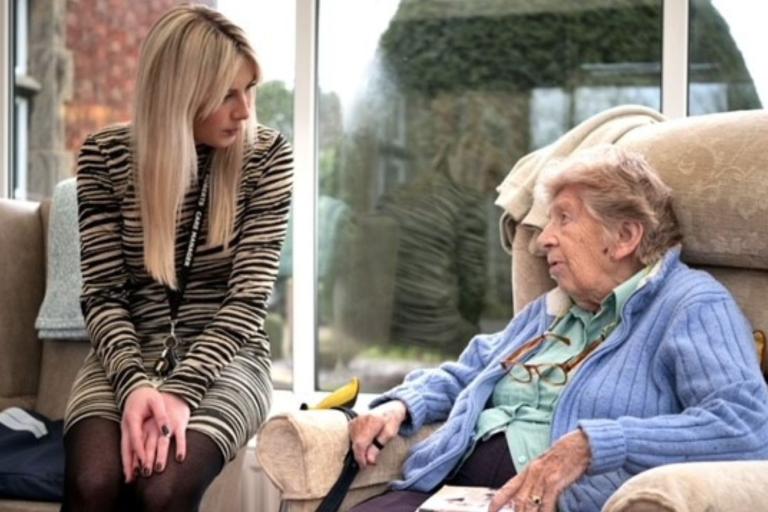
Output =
[
  {"x1": 0, "y1": 198, "x2": 90, "y2": 419},
  {"x1": 0, "y1": 200, "x2": 47, "y2": 410},
  {"x1": 504, "y1": 110, "x2": 768, "y2": 374}
]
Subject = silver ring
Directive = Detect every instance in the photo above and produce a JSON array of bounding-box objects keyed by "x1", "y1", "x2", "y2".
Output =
[{"x1": 531, "y1": 495, "x2": 543, "y2": 506}]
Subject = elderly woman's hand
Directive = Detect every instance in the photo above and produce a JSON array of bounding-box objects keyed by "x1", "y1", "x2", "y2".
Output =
[
  {"x1": 488, "y1": 430, "x2": 591, "y2": 512},
  {"x1": 349, "y1": 400, "x2": 408, "y2": 469}
]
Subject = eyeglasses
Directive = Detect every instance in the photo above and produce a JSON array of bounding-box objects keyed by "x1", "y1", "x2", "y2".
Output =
[{"x1": 500, "y1": 331, "x2": 604, "y2": 386}]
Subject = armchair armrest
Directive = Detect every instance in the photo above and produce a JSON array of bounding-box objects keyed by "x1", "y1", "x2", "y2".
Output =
[
  {"x1": 256, "y1": 410, "x2": 439, "y2": 511},
  {"x1": 603, "y1": 461, "x2": 768, "y2": 512}
]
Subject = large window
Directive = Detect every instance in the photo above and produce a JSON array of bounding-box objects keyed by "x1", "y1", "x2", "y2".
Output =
[
  {"x1": 315, "y1": 0, "x2": 663, "y2": 392},
  {"x1": 2, "y1": 0, "x2": 766, "y2": 401}
]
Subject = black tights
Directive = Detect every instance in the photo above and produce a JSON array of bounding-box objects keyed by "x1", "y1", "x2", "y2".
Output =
[{"x1": 61, "y1": 418, "x2": 224, "y2": 512}]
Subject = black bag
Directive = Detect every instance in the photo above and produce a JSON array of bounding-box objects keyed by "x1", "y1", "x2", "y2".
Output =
[{"x1": 0, "y1": 407, "x2": 64, "y2": 501}]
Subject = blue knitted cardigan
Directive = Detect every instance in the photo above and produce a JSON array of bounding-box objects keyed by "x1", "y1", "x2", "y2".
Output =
[{"x1": 371, "y1": 248, "x2": 768, "y2": 511}]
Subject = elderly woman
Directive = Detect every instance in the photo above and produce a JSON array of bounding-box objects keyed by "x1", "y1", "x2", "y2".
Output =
[{"x1": 347, "y1": 145, "x2": 768, "y2": 512}]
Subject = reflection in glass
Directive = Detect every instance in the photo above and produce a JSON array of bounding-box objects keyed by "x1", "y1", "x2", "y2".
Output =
[
  {"x1": 317, "y1": 0, "x2": 662, "y2": 392},
  {"x1": 689, "y1": 0, "x2": 765, "y2": 115}
]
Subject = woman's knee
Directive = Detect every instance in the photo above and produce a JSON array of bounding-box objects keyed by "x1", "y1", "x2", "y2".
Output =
[
  {"x1": 64, "y1": 470, "x2": 123, "y2": 509},
  {"x1": 135, "y1": 474, "x2": 204, "y2": 512},
  {"x1": 135, "y1": 431, "x2": 223, "y2": 511}
]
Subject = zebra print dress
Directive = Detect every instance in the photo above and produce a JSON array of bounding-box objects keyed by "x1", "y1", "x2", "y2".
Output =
[{"x1": 63, "y1": 124, "x2": 293, "y2": 461}]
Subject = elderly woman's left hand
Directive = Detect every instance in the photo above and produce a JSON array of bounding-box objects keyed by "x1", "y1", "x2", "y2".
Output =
[{"x1": 488, "y1": 430, "x2": 591, "y2": 512}]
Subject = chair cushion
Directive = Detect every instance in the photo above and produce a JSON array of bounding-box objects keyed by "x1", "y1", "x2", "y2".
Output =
[
  {"x1": 0, "y1": 500, "x2": 57, "y2": 512},
  {"x1": 618, "y1": 110, "x2": 768, "y2": 271},
  {"x1": 603, "y1": 461, "x2": 768, "y2": 512},
  {"x1": 34, "y1": 341, "x2": 90, "y2": 420}
]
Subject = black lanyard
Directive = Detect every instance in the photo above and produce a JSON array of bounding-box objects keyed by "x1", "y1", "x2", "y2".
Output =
[{"x1": 154, "y1": 167, "x2": 211, "y2": 378}]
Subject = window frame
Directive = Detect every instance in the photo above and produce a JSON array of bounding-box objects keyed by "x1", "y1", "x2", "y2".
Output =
[
  {"x1": 663, "y1": 0, "x2": 689, "y2": 117},
  {"x1": 290, "y1": 0, "x2": 319, "y2": 403},
  {"x1": 11, "y1": 0, "x2": 35, "y2": 200},
  {"x1": 0, "y1": 1, "x2": 11, "y2": 199}
]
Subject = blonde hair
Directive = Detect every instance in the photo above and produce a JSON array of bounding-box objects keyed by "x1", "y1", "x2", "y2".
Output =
[
  {"x1": 538, "y1": 145, "x2": 682, "y2": 265},
  {"x1": 133, "y1": 5, "x2": 260, "y2": 288}
]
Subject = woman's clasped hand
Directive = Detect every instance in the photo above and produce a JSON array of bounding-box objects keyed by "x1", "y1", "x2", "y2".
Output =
[{"x1": 120, "y1": 387, "x2": 190, "y2": 483}]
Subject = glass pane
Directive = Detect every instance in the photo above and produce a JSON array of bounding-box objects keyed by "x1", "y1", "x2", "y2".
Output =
[
  {"x1": 14, "y1": 0, "x2": 218, "y2": 198},
  {"x1": 689, "y1": 0, "x2": 766, "y2": 115},
  {"x1": 218, "y1": 1, "x2": 296, "y2": 390},
  {"x1": 15, "y1": 0, "x2": 186, "y2": 200},
  {"x1": 317, "y1": 0, "x2": 662, "y2": 393}
]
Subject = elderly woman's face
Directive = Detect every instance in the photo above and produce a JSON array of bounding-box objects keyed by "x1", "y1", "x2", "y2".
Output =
[{"x1": 537, "y1": 186, "x2": 620, "y2": 311}]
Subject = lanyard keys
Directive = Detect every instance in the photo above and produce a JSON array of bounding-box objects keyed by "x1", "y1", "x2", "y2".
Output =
[{"x1": 154, "y1": 333, "x2": 180, "y2": 378}]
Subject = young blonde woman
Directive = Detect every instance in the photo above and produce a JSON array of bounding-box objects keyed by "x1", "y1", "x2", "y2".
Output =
[{"x1": 61, "y1": 6, "x2": 292, "y2": 511}]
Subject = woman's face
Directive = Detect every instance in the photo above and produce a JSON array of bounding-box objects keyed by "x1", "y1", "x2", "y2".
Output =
[
  {"x1": 537, "y1": 186, "x2": 620, "y2": 311},
  {"x1": 193, "y1": 61, "x2": 256, "y2": 148}
]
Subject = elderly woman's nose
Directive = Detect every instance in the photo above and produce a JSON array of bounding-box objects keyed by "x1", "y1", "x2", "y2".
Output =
[{"x1": 537, "y1": 223, "x2": 555, "y2": 251}]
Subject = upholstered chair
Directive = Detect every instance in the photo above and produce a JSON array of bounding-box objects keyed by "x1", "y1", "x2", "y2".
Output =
[{"x1": 257, "y1": 108, "x2": 768, "y2": 512}]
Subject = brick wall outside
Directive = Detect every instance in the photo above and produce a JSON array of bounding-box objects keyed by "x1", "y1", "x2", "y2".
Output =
[{"x1": 65, "y1": 0, "x2": 216, "y2": 153}]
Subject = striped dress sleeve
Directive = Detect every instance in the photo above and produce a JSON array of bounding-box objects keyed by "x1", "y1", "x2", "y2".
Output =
[
  {"x1": 77, "y1": 134, "x2": 153, "y2": 410},
  {"x1": 158, "y1": 133, "x2": 294, "y2": 409}
]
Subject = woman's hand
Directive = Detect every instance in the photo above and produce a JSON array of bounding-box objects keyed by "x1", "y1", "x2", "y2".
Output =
[
  {"x1": 160, "y1": 391, "x2": 191, "y2": 463},
  {"x1": 133, "y1": 417, "x2": 167, "y2": 481},
  {"x1": 488, "y1": 430, "x2": 591, "y2": 512},
  {"x1": 121, "y1": 387, "x2": 170, "y2": 482},
  {"x1": 125, "y1": 392, "x2": 190, "y2": 482},
  {"x1": 349, "y1": 400, "x2": 408, "y2": 469}
]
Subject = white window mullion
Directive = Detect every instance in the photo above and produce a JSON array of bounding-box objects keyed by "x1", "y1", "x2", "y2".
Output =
[
  {"x1": 662, "y1": 0, "x2": 689, "y2": 118},
  {"x1": 0, "y1": 1, "x2": 11, "y2": 199},
  {"x1": 291, "y1": 0, "x2": 318, "y2": 399}
]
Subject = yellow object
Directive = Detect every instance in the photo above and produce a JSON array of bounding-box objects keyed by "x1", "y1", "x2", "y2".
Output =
[
  {"x1": 312, "y1": 378, "x2": 361, "y2": 410},
  {"x1": 755, "y1": 330, "x2": 767, "y2": 375}
]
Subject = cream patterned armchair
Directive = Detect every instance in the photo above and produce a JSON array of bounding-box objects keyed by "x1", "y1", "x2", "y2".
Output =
[{"x1": 257, "y1": 108, "x2": 768, "y2": 512}]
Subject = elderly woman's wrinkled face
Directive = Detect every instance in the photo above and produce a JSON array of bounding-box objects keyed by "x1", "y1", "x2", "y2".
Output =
[{"x1": 537, "y1": 186, "x2": 620, "y2": 311}]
